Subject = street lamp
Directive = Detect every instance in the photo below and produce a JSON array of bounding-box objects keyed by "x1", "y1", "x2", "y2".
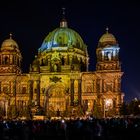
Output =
[
  {"x1": 65, "y1": 88, "x2": 69, "y2": 110},
  {"x1": 104, "y1": 99, "x2": 112, "y2": 118},
  {"x1": 5, "y1": 101, "x2": 8, "y2": 119},
  {"x1": 88, "y1": 102, "x2": 90, "y2": 111}
]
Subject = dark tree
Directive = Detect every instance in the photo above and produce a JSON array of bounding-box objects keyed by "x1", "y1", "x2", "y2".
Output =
[{"x1": 119, "y1": 102, "x2": 129, "y2": 116}]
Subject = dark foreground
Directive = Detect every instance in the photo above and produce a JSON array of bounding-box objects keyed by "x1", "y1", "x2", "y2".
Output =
[{"x1": 0, "y1": 117, "x2": 140, "y2": 140}]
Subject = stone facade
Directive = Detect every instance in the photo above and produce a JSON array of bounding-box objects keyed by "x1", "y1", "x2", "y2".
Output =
[{"x1": 0, "y1": 20, "x2": 124, "y2": 118}]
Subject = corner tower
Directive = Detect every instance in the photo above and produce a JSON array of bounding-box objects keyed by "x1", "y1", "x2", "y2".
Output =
[
  {"x1": 96, "y1": 28, "x2": 120, "y2": 71},
  {"x1": 0, "y1": 34, "x2": 22, "y2": 75},
  {"x1": 95, "y1": 28, "x2": 124, "y2": 117}
]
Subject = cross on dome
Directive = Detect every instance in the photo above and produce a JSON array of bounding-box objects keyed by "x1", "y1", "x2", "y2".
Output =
[
  {"x1": 106, "y1": 27, "x2": 109, "y2": 34},
  {"x1": 60, "y1": 7, "x2": 68, "y2": 27},
  {"x1": 9, "y1": 33, "x2": 13, "y2": 39}
]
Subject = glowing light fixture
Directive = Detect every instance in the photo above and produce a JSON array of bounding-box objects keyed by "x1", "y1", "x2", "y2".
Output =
[{"x1": 105, "y1": 99, "x2": 113, "y2": 109}]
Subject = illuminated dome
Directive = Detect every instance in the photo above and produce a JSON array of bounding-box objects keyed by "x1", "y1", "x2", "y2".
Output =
[
  {"x1": 99, "y1": 28, "x2": 117, "y2": 44},
  {"x1": 1, "y1": 34, "x2": 20, "y2": 52},
  {"x1": 38, "y1": 19, "x2": 87, "y2": 53}
]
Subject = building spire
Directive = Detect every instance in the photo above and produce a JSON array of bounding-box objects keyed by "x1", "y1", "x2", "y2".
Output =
[
  {"x1": 62, "y1": 7, "x2": 66, "y2": 18},
  {"x1": 60, "y1": 7, "x2": 68, "y2": 28}
]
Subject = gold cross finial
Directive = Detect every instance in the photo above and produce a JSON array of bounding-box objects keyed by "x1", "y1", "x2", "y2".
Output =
[
  {"x1": 106, "y1": 27, "x2": 109, "y2": 33},
  {"x1": 9, "y1": 33, "x2": 12, "y2": 39}
]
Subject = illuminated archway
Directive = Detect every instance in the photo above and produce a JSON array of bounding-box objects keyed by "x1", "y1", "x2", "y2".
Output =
[
  {"x1": 0, "y1": 93, "x2": 10, "y2": 119},
  {"x1": 48, "y1": 84, "x2": 66, "y2": 111},
  {"x1": 44, "y1": 83, "x2": 67, "y2": 115}
]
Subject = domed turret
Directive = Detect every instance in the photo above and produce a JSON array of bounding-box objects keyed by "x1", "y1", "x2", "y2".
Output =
[
  {"x1": 98, "y1": 27, "x2": 117, "y2": 48},
  {"x1": 1, "y1": 33, "x2": 20, "y2": 53},
  {"x1": 96, "y1": 28, "x2": 120, "y2": 72},
  {"x1": 0, "y1": 34, "x2": 22, "y2": 74}
]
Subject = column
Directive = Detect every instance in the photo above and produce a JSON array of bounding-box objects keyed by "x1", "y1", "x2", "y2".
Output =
[
  {"x1": 70, "y1": 79, "x2": 74, "y2": 106},
  {"x1": 36, "y1": 80, "x2": 40, "y2": 106},
  {"x1": 13, "y1": 80, "x2": 16, "y2": 96},
  {"x1": 44, "y1": 89, "x2": 50, "y2": 116},
  {"x1": 69, "y1": 55, "x2": 73, "y2": 65},
  {"x1": 96, "y1": 79, "x2": 100, "y2": 93},
  {"x1": 0, "y1": 81, "x2": 1, "y2": 94},
  {"x1": 28, "y1": 80, "x2": 33, "y2": 105},
  {"x1": 113, "y1": 98, "x2": 116, "y2": 108},
  {"x1": 102, "y1": 51, "x2": 104, "y2": 61},
  {"x1": 78, "y1": 79, "x2": 82, "y2": 105},
  {"x1": 48, "y1": 56, "x2": 51, "y2": 71},
  {"x1": 9, "y1": 81, "x2": 11, "y2": 94},
  {"x1": 100, "y1": 79, "x2": 102, "y2": 93},
  {"x1": 86, "y1": 57, "x2": 89, "y2": 72},
  {"x1": 0, "y1": 55, "x2": 1, "y2": 65},
  {"x1": 5, "y1": 101, "x2": 8, "y2": 119},
  {"x1": 102, "y1": 98, "x2": 106, "y2": 118},
  {"x1": 118, "y1": 94, "x2": 122, "y2": 107},
  {"x1": 118, "y1": 78, "x2": 121, "y2": 92},
  {"x1": 102, "y1": 79, "x2": 104, "y2": 93},
  {"x1": 93, "y1": 80, "x2": 96, "y2": 93},
  {"x1": 13, "y1": 80, "x2": 16, "y2": 107},
  {"x1": 114, "y1": 78, "x2": 117, "y2": 92},
  {"x1": 13, "y1": 80, "x2": 17, "y2": 116},
  {"x1": 66, "y1": 55, "x2": 69, "y2": 65}
]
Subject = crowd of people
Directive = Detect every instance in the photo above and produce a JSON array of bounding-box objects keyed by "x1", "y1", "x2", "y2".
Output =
[{"x1": 0, "y1": 117, "x2": 140, "y2": 140}]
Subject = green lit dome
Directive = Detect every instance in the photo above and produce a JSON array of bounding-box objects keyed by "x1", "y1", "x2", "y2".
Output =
[{"x1": 39, "y1": 21, "x2": 87, "y2": 52}]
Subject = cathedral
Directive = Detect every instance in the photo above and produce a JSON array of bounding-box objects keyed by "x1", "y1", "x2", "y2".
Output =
[{"x1": 0, "y1": 14, "x2": 124, "y2": 119}]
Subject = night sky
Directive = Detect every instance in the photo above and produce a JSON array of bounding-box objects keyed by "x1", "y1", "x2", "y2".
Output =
[{"x1": 0, "y1": 0, "x2": 140, "y2": 102}]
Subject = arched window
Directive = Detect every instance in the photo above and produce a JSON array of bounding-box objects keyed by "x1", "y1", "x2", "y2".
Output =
[
  {"x1": 22, "y1": 87, "x2": 26, "y2": 94},
  {"x1": 5, "y1": 56, "x2": 9, "y2": 64},
  {"x1": 0, "y1": 56, "x2": 1, "y2": 65},
  {"x1": 86, "y1": 84, "x2": 92, "y2": 93},
  {"x1": 61, "y1": 56, "x2": 65, "y2": 65},
  {"x1": 106, "y1": 83, "x2": 112, "y2": 92},
  {"x1": 2, "y1": 56, "x2": 9, "y2": 64},
  {"x1": 3, "y1": 86, "x2": 9, "y2": 94}
]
